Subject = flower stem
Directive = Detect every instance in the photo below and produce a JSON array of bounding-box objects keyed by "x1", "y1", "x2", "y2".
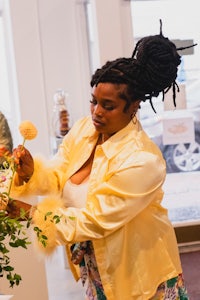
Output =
[
  {"x1": 22, "y1": 138, "x2": 26, "y2": 148},
  {"x1": 7, "y1": 163, "x2": 15, "y2": 197}
]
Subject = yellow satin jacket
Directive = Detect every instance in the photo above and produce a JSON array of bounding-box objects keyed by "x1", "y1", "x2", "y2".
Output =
[{"x1": 11, "y1": 116, "x2": 182, "y2": 300}]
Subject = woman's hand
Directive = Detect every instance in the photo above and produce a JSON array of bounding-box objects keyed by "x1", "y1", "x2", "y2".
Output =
[
  {"x1": 6, "y1": 199, "x2": 32, "y2": 219},
  {"x1": 13, "y1": 145, "x2": 34, "y2": 182}
]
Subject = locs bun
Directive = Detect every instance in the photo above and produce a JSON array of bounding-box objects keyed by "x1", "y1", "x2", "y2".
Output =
[{"x1": 91, "y1": 20, "x2": 196, "y2": 112}]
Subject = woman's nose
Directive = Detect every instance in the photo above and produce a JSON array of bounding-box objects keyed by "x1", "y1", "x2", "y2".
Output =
[{"x1": 94, "y1": 104, "x2": 103, "y2": 116}]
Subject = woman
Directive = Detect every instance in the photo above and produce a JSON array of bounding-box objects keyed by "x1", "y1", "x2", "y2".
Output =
[{"x1": 10, "y1": 25, "x2": 190, "y2": 299}]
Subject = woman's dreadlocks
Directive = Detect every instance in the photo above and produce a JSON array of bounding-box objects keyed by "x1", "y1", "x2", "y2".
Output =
[{"x1": 90, "y1": 20, "x2": 197, "y2": 112}]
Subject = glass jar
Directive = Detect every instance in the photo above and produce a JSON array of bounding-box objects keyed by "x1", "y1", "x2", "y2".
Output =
[{"x1": 52, "y1": 89, "x2": 70, "y2": 138}]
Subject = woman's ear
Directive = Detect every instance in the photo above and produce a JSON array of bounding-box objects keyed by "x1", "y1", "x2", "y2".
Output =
[{"x1": 130, "y1": 100, "x2": 141, "y2": 114}]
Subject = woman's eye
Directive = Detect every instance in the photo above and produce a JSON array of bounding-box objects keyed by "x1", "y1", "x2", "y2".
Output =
[
  {"x1": 103, "y1": 104, "x2": 114, "y2": 111},
  {"x1": 90, "y1": 99, "x2": 114, "y2": 111}
]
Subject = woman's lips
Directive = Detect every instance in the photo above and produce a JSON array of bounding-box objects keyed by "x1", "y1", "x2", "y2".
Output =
[{"x1": 92, "y1": 118, "x2": 105, "y2": 127}]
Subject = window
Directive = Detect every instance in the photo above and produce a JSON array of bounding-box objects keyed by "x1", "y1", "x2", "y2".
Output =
[
  {"x1": 0, "y1": 0, "x2": 20, "y2": 146},
  {"x1": 131, "y1": 0, "x2": 200, "y2": 174},
  {"x1": 131, "y1": 0, "x2": 200, "y2": 227},
  {"x1": 0, "y1": 17, "x2": 10, "y2": 115}
]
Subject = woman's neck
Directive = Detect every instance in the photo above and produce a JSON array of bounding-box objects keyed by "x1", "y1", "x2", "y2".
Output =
[{"x1": 98, "y1": 133, "x2": 110, "y2": 144}]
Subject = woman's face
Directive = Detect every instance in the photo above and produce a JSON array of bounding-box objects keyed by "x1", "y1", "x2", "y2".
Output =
[{"x1": 90, "y1": 83, "x2": 140, "y2": 138}]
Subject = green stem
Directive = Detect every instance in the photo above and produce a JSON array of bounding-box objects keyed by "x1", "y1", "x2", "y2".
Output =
[
  {"x1": 7, "y1": 164, "x2": 15, "y2": 198},
  {"x1": 22, "y1": 138, "x2": 26, "y2": 148}
]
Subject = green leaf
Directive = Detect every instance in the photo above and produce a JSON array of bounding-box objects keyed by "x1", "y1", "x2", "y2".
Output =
[
  {"x1": 4, "y1": 266, "x2": 14, "y2": 272},
  {"x1": 0, "y1": 205, "x2": 31, "y2": 287},
  {"x1": 44, "y1": 211, "x2": 53, "y2": 220}
]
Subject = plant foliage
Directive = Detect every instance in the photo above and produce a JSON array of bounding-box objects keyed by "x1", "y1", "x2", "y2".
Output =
[{"x1": 0, "y1": 209, "x2": 31, "y2": 287}]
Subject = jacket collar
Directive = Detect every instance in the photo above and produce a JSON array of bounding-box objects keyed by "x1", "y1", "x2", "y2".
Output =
[
  {"x1": 84, "y1": 117, "x2": 142, "y2": 159},
  {"x1": 101, "y1": 120, "x2": 142, "y2": 159}
]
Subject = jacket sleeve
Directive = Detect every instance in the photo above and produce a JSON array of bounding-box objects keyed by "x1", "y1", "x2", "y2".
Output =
[
  {"x1": 10, "y1": 128, "x2": 74, "y2": 200},
  {"x1": 31, "y1": 150, "x2": 166, "y2": 254},
  {"x1": 10, "y1": 155, "x2": 64, "y2": 200},
  {"x1": 10, "y1": 116, "x2": 90, "y2": 201}
]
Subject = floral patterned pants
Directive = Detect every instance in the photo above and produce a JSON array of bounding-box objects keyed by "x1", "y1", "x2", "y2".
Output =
[
  {"x1": 71, "y1": 242, "x2": 189, "y2": 300},
  {"x1": 150, "y1": 274, "x2": 189, "y2": 300}
]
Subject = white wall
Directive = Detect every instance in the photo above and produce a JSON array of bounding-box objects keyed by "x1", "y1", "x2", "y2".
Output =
[
  {"x1": 8, "y1": 0, "x2": 50, "y2": 156},
  {"x1": 8, "y1": 0, "x2": 92, "y2": 157},
  {"x1": 91, "y1": 0, "x2": 134, "y2": 66}
]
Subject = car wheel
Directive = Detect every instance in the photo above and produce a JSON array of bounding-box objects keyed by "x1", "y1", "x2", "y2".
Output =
[{"x1": 162, "y1": 130, "x2": 200, "y2": 173}]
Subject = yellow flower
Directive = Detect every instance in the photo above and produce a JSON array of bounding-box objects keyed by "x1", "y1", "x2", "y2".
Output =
[{"x1": 19, "y1": 120, "x2": 38, "y2": 142}]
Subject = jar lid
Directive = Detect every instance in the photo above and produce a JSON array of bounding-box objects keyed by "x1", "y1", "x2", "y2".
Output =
[{"x1": 54, "y1": 89, "x2": 66, "y2": 104}]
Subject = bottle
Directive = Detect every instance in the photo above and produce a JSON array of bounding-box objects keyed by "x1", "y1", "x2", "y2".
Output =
[{"x1": 52, "y1": 89, "x2": 70, "y2": 152}]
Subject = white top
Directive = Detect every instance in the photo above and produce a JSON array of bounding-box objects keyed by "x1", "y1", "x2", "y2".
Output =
[{"x1": 62, "y1": 179, "x2": 88, "y2": 208}]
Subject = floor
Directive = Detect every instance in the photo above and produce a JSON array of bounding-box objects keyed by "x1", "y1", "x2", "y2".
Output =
[
  {"x1": 180, "y1": 250, "x2": 200, "y2": 300},
  {"x1": 45, "y1": 247, "x2": 85, "y2": 300}
]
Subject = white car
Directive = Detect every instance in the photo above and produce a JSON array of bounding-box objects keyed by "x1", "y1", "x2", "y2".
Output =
[{"x1": 140, "y1": 81, "x2": 200, "y2": 173}]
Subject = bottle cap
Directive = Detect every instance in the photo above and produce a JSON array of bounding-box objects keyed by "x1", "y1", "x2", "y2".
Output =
[{"x1": 54, "y1": 89, "x2": 66, "y2": 105}]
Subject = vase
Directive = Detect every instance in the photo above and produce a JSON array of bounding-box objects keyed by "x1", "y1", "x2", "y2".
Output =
[{"x1": 0, "y1": 296, "x2": 13, "y2": 300}]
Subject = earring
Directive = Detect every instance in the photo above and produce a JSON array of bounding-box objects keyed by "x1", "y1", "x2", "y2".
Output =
[{"x1": 131, "y1": 112, "x2": 137, "y2": 125}]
